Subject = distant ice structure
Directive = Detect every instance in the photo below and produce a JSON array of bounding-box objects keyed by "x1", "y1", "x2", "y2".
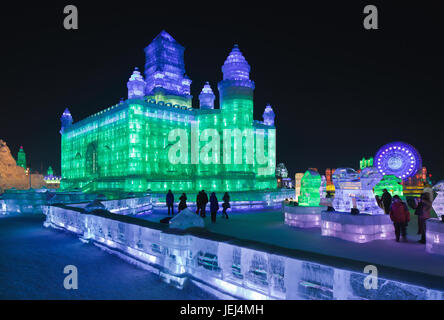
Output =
[
  {"x1": 432, "y1": 181, "x2": 444, "y2": 220},
  {"x1": 322, "y1": 167, "x2": 393, "y2": 243},
  {"x1": 169, "y1": 208, "x2": 204, "y2": 230},
  {"x1": 425, "y1": 181, "x2": 444, "y2": 255},
  {"x1": 374, "y1": 174, "x2": 404, "y2": 197},
  {"x1": 284, "y1": 169, "x2": 325, "y2": 228},
  {"x1": 332, "y1": 167, "x2": 384, "y2": 214},
  {"x1": 298, "y1": 169, "x2": 321, "y2": 207}
]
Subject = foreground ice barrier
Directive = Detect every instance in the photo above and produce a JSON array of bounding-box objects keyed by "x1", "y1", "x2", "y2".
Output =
[
  {"x1": 426, "y1": 219, "x2": 444, "y2": 256},
  {"x1": 283, "y1": 203, "x2": 325, "y2": 228},
  {"x1": 321, "y1": 211, "x2": 395, "y2": 243},
  {"x1": 44, "y1": 205, "x2": 444, "y2": 300}
]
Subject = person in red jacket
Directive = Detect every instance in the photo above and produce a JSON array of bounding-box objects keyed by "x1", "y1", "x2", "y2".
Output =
[{"x1": 389, "y1": 195, "x2": 410, "y2": 242}]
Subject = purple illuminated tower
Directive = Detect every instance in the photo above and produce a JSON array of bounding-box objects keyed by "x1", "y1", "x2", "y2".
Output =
[
  {"x1": 263, "y1": 104, "x2": 275, "y2": 126},
  {"x1": 144, "y1": 30, "x2": 192, "y2": 107},
  {"x1": 199, "y1": 82, "x2": 215, "y2": 109},
  {"x1": 127, "y1": 67, "x2": 146, "y2": 99},
  {"x1": 60, "y1": 108, "x2": 73, "y2": 134}
]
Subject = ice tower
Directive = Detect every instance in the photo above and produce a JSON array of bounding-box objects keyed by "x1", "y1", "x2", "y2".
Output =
[
  {"x1": 127, "y1": 68, "x2": 146, "y2": 99},
  {"x1": 17, "y1": 146, "x2": 26, "y2": 169},
  {"x1": 144, "y1": 30, "x2": 192, "y2": 108},
  {"x1": 60, "y1": 108, "x2": 73, "y2": 134},
  {"x1": 199, "y1": 82, "x2": 215, "y2": 109},
  {"x1": 218, "y1": 44, "x2": 255, "y2": 126}
]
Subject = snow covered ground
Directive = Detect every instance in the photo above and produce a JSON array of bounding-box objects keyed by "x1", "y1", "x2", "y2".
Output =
[{"x1": 0, "y1": 215, "x2": 216, "y2": 299}]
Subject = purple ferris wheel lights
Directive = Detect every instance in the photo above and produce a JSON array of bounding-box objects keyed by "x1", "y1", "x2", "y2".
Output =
[{"x1": 375, "y1": 141, "x2": 422, "y2": 180}]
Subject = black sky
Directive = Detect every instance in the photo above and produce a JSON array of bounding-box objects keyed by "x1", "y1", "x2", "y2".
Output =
[{"x1": 1, "y1": 1, "x2": 443, "y2": 180}]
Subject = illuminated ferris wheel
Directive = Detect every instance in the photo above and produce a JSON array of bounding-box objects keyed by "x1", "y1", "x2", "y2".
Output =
[{"x1": 375, "y1": 142, "x2": 422, "y2": 180}]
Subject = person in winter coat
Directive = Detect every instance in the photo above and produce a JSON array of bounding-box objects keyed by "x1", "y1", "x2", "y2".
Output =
[
  {"x1": 381, "y1": 189, "x2": 392, "y2": 214},
  {"x1": 166, "y1": 190, "x2": 174, "y2": 216},
  {"x1": 200, "y1": 190, "x2": 208, "y2": 218},
  {"x1": 210, "y1": 192, "x2": 219, "y2": 223},
  {"x1": 196, "y1": 191, "x2": 202, "y2": 215},
  {"x1": 389, "y1": 195, "x2": 410, "y2": 242},
  {"x1": 178, "y1": 193, "x2": 187, "y2": 212},
  {"x1": 222, "y1": 192, "x2": 230, "y2": 219},
  {"x1": 416, "y1": 193, "x2": 433, "y2": 244}
]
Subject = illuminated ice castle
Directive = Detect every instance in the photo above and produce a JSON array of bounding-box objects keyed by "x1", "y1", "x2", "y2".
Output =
[{"x1": 60, "y1": 31, "x2": 276, "y2": 193}]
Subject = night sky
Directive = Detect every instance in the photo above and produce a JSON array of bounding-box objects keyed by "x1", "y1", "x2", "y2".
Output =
[{"x1": 1, "y1": 2, "x2": 443, "y2": 180}]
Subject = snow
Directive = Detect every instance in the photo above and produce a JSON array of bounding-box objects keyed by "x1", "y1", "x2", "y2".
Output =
[{"x1": 0, "y1": 215, "x2": 216, "y2": 299}]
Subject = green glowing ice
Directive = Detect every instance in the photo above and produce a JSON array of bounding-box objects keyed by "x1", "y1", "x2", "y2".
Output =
[
  {"x1": 374, "y1": 174, "x2": 404, "y2": 197},
  {"x1": 298, "y1": 169, "x2": 321, "y2": 207}
]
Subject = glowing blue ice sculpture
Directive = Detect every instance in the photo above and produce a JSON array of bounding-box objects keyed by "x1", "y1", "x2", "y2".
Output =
[
  {"x1": 60, "y1": 108, "x2": 73, "y2": 134},
  {"x1": 433, "y1": 181, "x2": 444, "y2": 219},
  {"x1": 199, "y1": 82, "x2": 215, "y2": 109},
  {"x1": 332, "y1": 167, "x2": 383, "y2": 214},
  {"x1": 144, "y1": 30, "x2": 192, "y2": 98},
  {"x1": 263, "y1": 104, "x2": 275, "y2": 126},
  {"x1": 426, "y1": 181, "x2": 444, "y2": 255},
  {"x1": 127, "y1": 67, "x2": 146, "y2": 99}
]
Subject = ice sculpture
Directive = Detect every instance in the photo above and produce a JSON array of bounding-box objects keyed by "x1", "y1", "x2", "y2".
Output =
[
  {"x1": 374, "y1": 174, "x2": 403, "y2": 197},
  {"x1": 169, "y1": 208, "x2": 204, "y2": 230},
  {"x1": 322, "y1": 167, "x2": 393, "y2": 243},
  {"x1": 59, "y1": 33, "x2": 277, "y2": 194},
  {"x1": 284, "y1": 169, "x2": 325, "y2": 228},
  {"x1": 375, "y1": 141, "x2": 422, "y2": 180},
  {"x1": 127, "y1": 67, "x2": 146, "y2": 99},
  {"x1": 426, "y1": 183, "x2": 444, "y2": 255},
  {"x1": 299, "y1": 169, "x2": 322, "y2": 207},
  {"x1": 144, "y1": 30, "x2": 192, "y2": 99},
  {"x1": 60, "y1": 108, "x2": 72, "y2": 134},
  {"x1": 17, "y1": 146, "x2": 26, "y2": 169},
  {"x1": 294, "y1": 173, "x2": 304, "y2": 201},
  {"x1": 262, "y1": 104, "x2": 275, "y2": 126},
  {"x1": 332, "y1": 167, "x2": 383, "y2": 214},
  {"x1": 199, "y1": 82, "x2": 215, "y2": 109},
  {"x1": 432, "y1": 181, "x2": 444, "y2": 219}
]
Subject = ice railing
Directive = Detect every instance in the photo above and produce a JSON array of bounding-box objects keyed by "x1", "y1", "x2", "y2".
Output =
[{"x1": 44, "y1": 205, "x2": 444, "y2": 300}]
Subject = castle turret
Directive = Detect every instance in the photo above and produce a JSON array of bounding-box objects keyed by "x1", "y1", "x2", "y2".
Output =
[
  {"x1": 263, "y1": 104, "x2": 275, "y2": 126},
  {"x1": 60, "y1": 108, "x2": 73, "y2": 134},
  {"x1": 199, "y1": 82, "x2": 215, "y2": 109},
  {"x1": 17, "y1": 146, "x2": 26, "y2": 169},
  {"x1": 127, "y1": 67, "x2": 146, "y2": 99},
  {"x1": 218, "y1": 44, "x2": 255, "y2": 126},
  {"x1": 144, "y1": 31, "x2": 192, "y2": 100}
]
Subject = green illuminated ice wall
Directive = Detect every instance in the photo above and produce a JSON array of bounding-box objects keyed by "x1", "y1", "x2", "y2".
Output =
[
  {"x1": 60, "y1": 31, "x2": 276, "y2": 193},
  {"x1": 374, "y1": 174, "x2": 404, "y2": 197},
  {"x1": 298, "y1": 169, "x2": 322, "y2": 206}
]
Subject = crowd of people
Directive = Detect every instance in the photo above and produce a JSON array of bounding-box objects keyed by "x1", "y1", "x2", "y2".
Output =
[
  {"x1": 165, "y1": 190, "x2": 231, "y2": 223},
  {"x1": 378, "y1": 189, "x2": 433, "y2": 243}
]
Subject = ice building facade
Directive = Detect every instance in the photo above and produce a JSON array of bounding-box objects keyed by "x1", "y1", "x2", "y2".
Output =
[{"x1": 60, "y1": 31, "x2": 276, "y2": 193}]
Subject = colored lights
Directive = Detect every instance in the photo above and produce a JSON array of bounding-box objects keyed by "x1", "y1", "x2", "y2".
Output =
[
  {"x1": 298, "y1": 169, "x2": 322, "y2": 207},
  {"x1": 374, "y1": 174, "x2": 403, "y2": 197},
  {"x1": 375, "y1": 142, "x2": 422, "y2": 179}
]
